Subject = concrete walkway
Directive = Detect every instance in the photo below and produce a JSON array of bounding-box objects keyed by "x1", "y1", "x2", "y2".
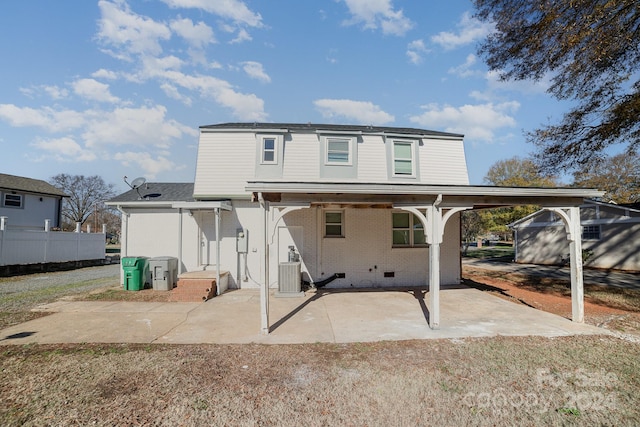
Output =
[{"x1": 0, "y1": 286, "x2": 607, "y2": 345}]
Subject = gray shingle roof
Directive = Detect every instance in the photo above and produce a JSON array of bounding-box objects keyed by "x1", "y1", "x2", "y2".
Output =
[
  {"x1": 108, "y1": 182, "x2": 195, "y2": 203},
  {"x1": 0, "y1": 173, "x2": 68, "y2": 197},
  {"x1": 200, "y1": 122, "x2": 464, "y2": 138}
]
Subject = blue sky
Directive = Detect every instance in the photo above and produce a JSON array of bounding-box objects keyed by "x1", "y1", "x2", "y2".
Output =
[{"x1": 0, "y1": 0, "x2": 568, "y2": 193}]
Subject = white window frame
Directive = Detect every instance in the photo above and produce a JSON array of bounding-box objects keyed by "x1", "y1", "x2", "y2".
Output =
[
  {"x1": 392, "y1": 140, "x2": 416, "y2": 177},
  {"x1": 324, "y1": 210, "x2": 344, "y2": 238},
  {"x1": 324, "y1": 137, "x2": 353, "y2": 166},
  {"x1": 392, "y1": 211, "x2": 426, "y2": 247},
  {"x1": 260, "y1": 136, "x2": 278, "y2": 165},
  {"x1": 3, "y1": 193, "x2": 23, "y2": 208}
]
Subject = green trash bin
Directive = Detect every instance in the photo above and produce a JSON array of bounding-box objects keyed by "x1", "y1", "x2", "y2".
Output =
[{"x1": 122, "y1": 256, "x2": 149, "y2": 291}]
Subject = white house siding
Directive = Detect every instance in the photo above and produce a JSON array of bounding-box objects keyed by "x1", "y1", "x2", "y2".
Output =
[
  {"x1": 194, "y1": 132, "x2": 256, "y2": 198},
  {"x1": 123, "y1": 208, "x2": 200, "y2": 273},
  {"x1": 357, "y1": 135, "x2": 389, "y2": 182},
  {"x1": 420, "y1": 139, "x2": 469, "y2": 185},
  {"x1": 0, "y1": 193, "x2": 61, "y2": 230},
  {"x1": 282, "y1": 133, "x2": 319, "y2": 180}
]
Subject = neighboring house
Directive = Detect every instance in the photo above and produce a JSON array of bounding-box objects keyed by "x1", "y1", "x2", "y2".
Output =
[
  {"x1": 108, "y1": 123, "x2": 602, "y2": 332},
  {"x1": 0, "y1": 173, "x2": 67, "y2": 230},
  {"x1": 510, "y1": 200, "x2": 640, "y2": 271}
]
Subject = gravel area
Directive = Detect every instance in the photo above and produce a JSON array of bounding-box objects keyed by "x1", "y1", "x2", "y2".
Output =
[{"x1": 0, "y1": 264, "x2": 120, "y2": 328}]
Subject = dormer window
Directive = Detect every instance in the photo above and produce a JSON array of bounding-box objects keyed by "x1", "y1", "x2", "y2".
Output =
[
  {"x1": 393, "y1": 140, "x2": 415, "y2": 176},
  {"x1": 261, "y1": 137, "x2": 277, "y2": 164},
  {"x1": 325, "y1": 137, "x2": 352, "y2": 165}
]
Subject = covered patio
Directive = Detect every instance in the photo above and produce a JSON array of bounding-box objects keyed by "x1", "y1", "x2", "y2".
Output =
[{"x1": 246, "y1": 181, "x2": 603, "y2": 335}]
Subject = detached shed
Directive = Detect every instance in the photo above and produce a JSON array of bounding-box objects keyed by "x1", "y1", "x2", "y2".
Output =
[{"x1": 510, "y1": 200, "x2": 640, "y2": 271}]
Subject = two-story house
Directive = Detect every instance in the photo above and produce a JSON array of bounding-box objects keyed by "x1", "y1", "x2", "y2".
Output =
[
  {"x1": 108, "y1": 123, "x2": 602, "y2": 333},
  {"x1": 0, "y1": 173, "x2": 67, "y2": 230}
]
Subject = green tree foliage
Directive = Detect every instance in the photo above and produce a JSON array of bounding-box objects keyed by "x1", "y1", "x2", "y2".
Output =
[
  {"x1": 474, "y1": 0, "x2": 640, "y2": 173},
  {"x1": 481, "y1": 157, "x2": 558, "y2": 238},
  {"x1": 572, "y1": 152, "x2": 640, "y2": 203},
  {"x1": 49, "y1": 174, "x2": 116, "y2": 230}
]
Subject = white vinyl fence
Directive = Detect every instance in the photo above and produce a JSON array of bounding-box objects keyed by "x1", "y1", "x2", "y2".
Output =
[{"x1": 0, "y1": 217, "x2": 106, "y2": 266}]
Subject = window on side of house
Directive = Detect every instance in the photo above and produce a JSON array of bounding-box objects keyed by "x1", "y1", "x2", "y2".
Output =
[
  {"x1": 3, "y1": 193, "x2": 23, "y2": 208},
  {"x1": 326, "y1": 137, "x2": 351, "y2": 165},
  {"x1": 261, "y1": 136, "x2": 277, "y2": 164},
  {"x1": 392, "y1": 212, "x2": 425, "y2": 247},
  {"x1": 325, "y1": 211, "x2": 344, "y2": 237},
  {"x1": 392, "y1": 140, "x2": 415, "y2": 176},
  {"x1": 582, "y1": 225, "x2": 601, "y2": 240}
]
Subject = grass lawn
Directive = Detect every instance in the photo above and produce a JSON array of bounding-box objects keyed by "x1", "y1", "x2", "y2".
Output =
[{"x1": 1, "y1": 336, "x2": 639, "y2": 426}]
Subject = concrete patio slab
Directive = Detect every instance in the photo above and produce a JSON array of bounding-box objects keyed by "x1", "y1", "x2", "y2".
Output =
[{"x1": 0, "y1": 286, "x2": 608, "y2": 345}]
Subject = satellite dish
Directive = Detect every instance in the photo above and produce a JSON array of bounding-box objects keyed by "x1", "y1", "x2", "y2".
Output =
[{"x1": 130, "y1": 177, "x2": 146, "y2": 189}]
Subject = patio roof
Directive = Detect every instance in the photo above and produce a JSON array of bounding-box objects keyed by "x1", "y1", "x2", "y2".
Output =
[{"x1": 246, "y1": 181, "x2": 604, "y2": 208}]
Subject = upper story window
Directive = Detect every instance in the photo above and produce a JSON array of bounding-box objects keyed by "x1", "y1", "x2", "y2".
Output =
[
  {"x1": 392, "y1": 212, "x2": 425, "y2": 247},
  {"x1": 3, "y1": 193, "x2": 23, "y2": 208},
  {"x1": 324, "y1": 211, "x2": 344, "y2": 237},
  {"x1": 392, "y1": 140, "x2": 415, "y2": 176},
  {"x1": 261, "y1": 136, "x2": 277, "y2": 164},
  {"x1": 325, "y1": 137, "x2": 352, "y2": 165}
]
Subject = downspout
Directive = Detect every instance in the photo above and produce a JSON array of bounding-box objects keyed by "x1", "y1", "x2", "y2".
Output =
[
  {"x1": 178, "y1": 208, "x2": 183, "y2": 274},
  {"x1": 215, "y1": 207, "x2": 221, "y2": 296},
  {"x1": 57, "y1": 197, "x2": 63, "y2": 228},
  {"x1": 117, "y1": 205, "x2": 129, "y2": 286}
]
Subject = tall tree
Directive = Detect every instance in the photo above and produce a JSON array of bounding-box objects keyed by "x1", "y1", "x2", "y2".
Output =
[
  {"x1": 572, "y1": 152, "x2": 640, "y2": 203},
  {"x1": 50, "y1": 174, "x2": 116, "y2": 230},
  {"x1": 474, "y1": 0, "x2": 640, "y2": 173},
  {"x1": 484, "y1": 157, "x2": 557, "y2": 188},
  {"x1": 481, "y1": 157, "x2": 558, "y2": 239}
]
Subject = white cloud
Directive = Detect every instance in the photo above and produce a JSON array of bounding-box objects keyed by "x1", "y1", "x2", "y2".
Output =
[
  {"x1": 113, "y1": 150, "x2": 183, "y2": 179},
  {"x1": 341, "y1": 0, "x2": 413, "y2": 36},
  {"x1": 20, "y1": 85, "x2": 69, "y2": 100},
  {"x1": 431, "y1": 11, "x2": 494, "y2": 50},
  {"x1": 91, "y1": 69, "x2": 118, "y2": 80},
  {"x1": 170, "y1": 17, "x2": 215, "y2": 47},
  {"x1": 72, "y1": 78, "x2": 120, "y2": 103},
  {"x1": 159, "y1": 0, "x2": 263, "y2": 27},
  {"x1": 406, "y1": 39, "x2": 430, "y2": 65},
  {"x1": 409, "y1": 101, "x2": 519, "y2": 141},
  {"x1": 81, "y1": 105, "x2": 197, "y2": 149},
  {"x1": 151, "y1": 70, "x2": 267, "y2": 120},
  {"x1": 31, "y1": 137, "x2": 97, "y2": 162},
  {"x1": 160, "y1": 83, "x2": 192, "y2": 105},
  {"x1": 241, "y1": 61, "x2": 271, "y2": 83},
  {"x1": 448, "y1": 54, "x2": 479, "y2": 78},
  {"x1": 0, "y1": 104, "x2": 85, "y2": 132},
  {"x1": 230, "y1": 28, "x2": 252, "y2": 44},
  {"x1": 97, "y1": 0, "x2": 171, "y2": 58},
  {"x1": 314, "y1": 99, "x2": 394, "y2": 125}
]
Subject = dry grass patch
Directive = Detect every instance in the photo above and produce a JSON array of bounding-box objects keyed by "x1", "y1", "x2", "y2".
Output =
[{"x1": 1, "y1": 336, "x2": 639, "y2": 426}]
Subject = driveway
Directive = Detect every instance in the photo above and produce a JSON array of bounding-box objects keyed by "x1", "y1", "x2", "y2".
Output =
[
  {"x1": 0, "y1": 285, "x2": 607, "y2": 345},
  {"x1": 463, "y1": 258, "x2": 640, "y2": 290}
]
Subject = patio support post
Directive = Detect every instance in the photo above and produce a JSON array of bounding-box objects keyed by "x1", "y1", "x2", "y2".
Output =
[
  {"x1": 259, "y1": 193, "x2": 270, "y2": 335},
  {"x1": 568, "y1": 206, "x2": 584, "y2": 322},
  {"x1": 426, "y1": 202, "x2": 442, "y2": 329},
  {"x1": 215, "y1": 207, "x2": 221, "y2": 296}
]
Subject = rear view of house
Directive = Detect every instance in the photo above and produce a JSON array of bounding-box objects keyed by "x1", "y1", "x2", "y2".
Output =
[
  {"x1": 110, "y1": 123, "x2": 469, "y2": 291},
  {"x1": 109, "y1": 122, "x2": 601, "y2": 332}
]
